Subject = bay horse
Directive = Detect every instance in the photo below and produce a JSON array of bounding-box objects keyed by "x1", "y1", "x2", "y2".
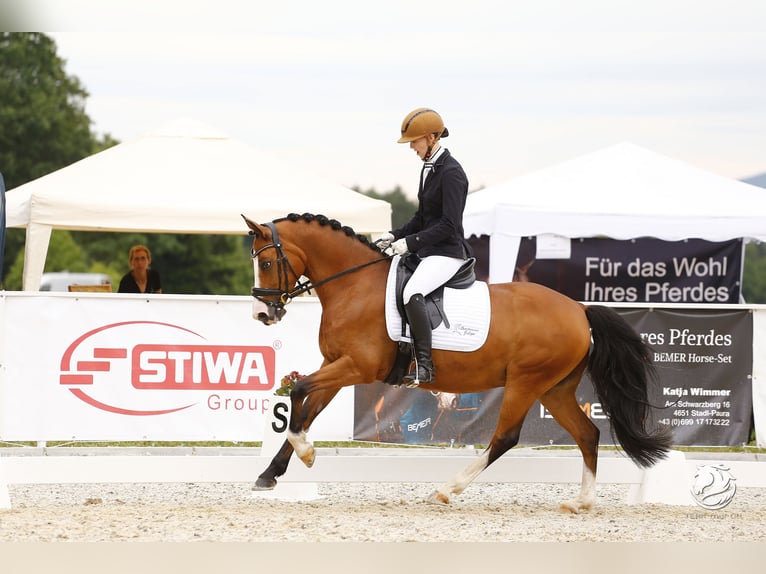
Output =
[{"x1": 243, "y1": 212, "x2": 671, "y2": 513}]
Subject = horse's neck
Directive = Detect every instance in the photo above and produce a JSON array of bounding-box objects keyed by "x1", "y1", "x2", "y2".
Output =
[{"x1": 300, "y1": 236, "x2": 387, "y2": 304}]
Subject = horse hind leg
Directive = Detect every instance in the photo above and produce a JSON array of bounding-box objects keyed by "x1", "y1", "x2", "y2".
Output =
[
  {"x1": 540, "y1": 359, "x2": 600, "y2": 514},
  {"x1": 428, "y1": 388, "x2": 537, "y2": 506}
]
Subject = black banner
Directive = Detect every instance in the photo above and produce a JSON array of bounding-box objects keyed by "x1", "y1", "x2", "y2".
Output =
[
  {"x1": 514, "y1": 237, "x2": 743, "y2": 304},
  {"x1": 521, "y1": 308, "x2": 753, "y2": 447},
  {"x1": 353, "y1": 308, "x2": 753, "y2": 447}
]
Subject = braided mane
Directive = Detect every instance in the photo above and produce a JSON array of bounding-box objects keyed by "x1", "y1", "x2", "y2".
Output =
[{"x1": 276, "y1": 212, "x2": 384, "y2": 253}]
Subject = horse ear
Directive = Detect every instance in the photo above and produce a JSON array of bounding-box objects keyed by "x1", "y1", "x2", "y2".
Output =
[{"x1": 241, "y1": 214, "x2": 265, "y2": 237}]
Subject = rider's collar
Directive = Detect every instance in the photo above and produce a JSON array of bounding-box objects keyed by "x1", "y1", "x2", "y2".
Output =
[{"x1": 423, "y1": 145, "x2": 444, "y2": 163}]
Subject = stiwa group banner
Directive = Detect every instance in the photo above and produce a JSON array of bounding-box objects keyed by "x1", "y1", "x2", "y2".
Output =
[
  {"x1": 353, "y1": 308, "x2": 753, "y2": 447},
  {"x1": 0, "y1": 294, "x2": 354, "y2": 441}
]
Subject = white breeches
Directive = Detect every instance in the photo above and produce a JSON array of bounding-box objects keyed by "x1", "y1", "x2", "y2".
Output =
[{"x1": 403, "y1": 255, "x2": 465, "y2": 304}]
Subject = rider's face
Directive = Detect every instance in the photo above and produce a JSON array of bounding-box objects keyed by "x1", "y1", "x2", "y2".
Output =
[{"x1": 410, "y1": 134, "x2": 435, "y2": 160}]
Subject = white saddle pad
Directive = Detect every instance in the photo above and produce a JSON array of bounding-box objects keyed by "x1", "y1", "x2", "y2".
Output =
[{"x1": 385, "y1": 255, "x2": 491, "y2": 352}]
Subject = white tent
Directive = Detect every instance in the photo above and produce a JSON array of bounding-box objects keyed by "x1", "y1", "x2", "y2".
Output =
[
  {"x1": 5, "y1": 118, "x2": 392, "y2": 290},
  {"x1": 463, "y1": 142, "x2": 766, "y2": 282}
]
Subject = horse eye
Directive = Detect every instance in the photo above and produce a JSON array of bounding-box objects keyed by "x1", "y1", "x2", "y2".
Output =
[{"x1": 260, "y1": 260, "x2": 273, "y2": 271}]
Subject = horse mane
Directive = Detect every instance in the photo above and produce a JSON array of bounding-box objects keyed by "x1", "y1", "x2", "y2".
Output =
[{"x1": 277, "y1": 212, "x2": 384, "y2": 253}]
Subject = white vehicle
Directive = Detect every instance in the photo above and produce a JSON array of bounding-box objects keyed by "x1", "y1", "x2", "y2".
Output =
[{"x1": 40, "y1": 272, "x2": 112, "y2": 292}]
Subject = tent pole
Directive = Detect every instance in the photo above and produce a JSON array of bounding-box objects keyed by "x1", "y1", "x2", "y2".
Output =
[{"x1": 22, "y1": 223, "x2": 52, "y2": 291}]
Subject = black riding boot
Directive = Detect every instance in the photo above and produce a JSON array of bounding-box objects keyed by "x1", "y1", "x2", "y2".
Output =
[{"x1": 403, "y1": 294, "x2": 434, "y2": 386}]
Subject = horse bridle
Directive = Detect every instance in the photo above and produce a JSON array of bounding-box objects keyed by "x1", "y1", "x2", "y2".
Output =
[{"x1": 250, "y1": 221, "x2": 391, "y2": 317}]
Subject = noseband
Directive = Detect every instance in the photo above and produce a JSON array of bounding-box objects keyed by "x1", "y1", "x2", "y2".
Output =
[{"x1": 250, "y1": 220, "x2": 391, "y2": 317}]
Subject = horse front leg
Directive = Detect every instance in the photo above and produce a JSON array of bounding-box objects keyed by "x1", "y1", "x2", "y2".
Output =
[
  {"x1": 287, "y1": 356, "x2": 364, "y2": 467},
  {"x1": 254, "y1": 440, "x2": 295, "y2": 490},
  {"x1": 253, "y1": 386, "x2": 338, "y2": 490},
  {"x1": 287, "y1": 385, "x2": 342, "y2": 469}
]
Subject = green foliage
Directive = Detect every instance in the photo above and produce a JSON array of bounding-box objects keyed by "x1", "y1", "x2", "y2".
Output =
[
  {"x1": 742, "y1": 242, "x2": 766, "y2": 303},
  {"x1": 0, "y1": 33, "x2": 118, "y2": 287},
  {"x1": 1, "y1": 236, "x2": 24, "y2": 289},
  {"x1": 0, "y1": 33, "x2": 97, "y2": 189},
  {"x1": 46, "y1": 230, "x2": 89, "y2": 272},
  {"x1": 152, "y1": 233, "x2": 253, "y2": 295},
  {"x1": 355, "y1": 185, "x2": 417, "y2": 229},
  {"x1": 68, "y1": 231, "x2": 254, "y2": 295}
]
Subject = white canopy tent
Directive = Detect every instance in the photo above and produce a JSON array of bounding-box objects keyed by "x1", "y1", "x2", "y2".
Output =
[
  {"x1": 5, "y1": 118, "x2": 391, "y2": 290},
  {"x1": 463, "y1": 142, "x2": 766, "y2": 282}
]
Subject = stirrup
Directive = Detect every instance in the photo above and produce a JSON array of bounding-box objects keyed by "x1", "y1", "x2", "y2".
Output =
[{"x1": 403, "y1": 364, "x2": 433, "y2": 388}]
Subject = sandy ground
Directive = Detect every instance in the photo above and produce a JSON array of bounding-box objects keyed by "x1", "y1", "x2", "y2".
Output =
[{"x1": 2, "y1": 480, "x2": 765, "y2": 543}]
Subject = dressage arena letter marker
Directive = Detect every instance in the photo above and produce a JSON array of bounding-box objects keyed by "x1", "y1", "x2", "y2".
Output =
[{"x1": 261, "y1": 398, "x2": 289, "y2": 458}]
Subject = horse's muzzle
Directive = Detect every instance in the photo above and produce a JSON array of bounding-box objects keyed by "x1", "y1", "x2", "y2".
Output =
[{"x1": 251, "y1": 300, "x2": 285, "y2": 325}]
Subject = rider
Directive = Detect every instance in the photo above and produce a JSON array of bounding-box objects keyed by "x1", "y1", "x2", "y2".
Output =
[{"x1": 378, "y1": 108, "x2": 473, "y2": 386}]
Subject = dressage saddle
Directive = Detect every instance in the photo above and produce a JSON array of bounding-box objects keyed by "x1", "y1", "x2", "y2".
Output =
[{"x1": 383, "y1": 253, "x2": 476, "y2": 386}]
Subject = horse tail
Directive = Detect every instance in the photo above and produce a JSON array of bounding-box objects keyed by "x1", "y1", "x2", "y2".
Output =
[{"x1": 585, "y1": 305, "x2": 672, "y2": 468}]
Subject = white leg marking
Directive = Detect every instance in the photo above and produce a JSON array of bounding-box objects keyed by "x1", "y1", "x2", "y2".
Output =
[
  {"x1": 560, "y1": 464, "x2": 597, "y2": 513},
  {"x1": 287, "y1": 430, "x2": 315, "y2": 468},
  {"x1": 429, "y1": 451, "x2": 490, "y2": 505}
]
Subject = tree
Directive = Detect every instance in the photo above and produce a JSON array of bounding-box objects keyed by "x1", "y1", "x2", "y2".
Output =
[
  {"x1": 0, "y1": 33, "x2": 95, "y2": 188},
  {"x1": 0, "y1": 33, "x2": 117, "y2": 288},
  {"x1": 355, "y1": 185, "x2": 418, "y2": 229},
  {"x1": 743, "y1": 242, "x2": 766, "y2": 303}
]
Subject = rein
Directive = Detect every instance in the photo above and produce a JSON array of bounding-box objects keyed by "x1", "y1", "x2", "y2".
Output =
[{"x1": 251, "y1": 221, "x2": 391, "y2": 307}]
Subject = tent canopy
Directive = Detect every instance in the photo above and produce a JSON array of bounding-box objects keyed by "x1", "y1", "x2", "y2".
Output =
[
  {"x1": 5, "y1": 118, "x2": 391, "y2": 290},
  {"x1": 464, "y1": 142, "x2": 766, "y2": 242}
]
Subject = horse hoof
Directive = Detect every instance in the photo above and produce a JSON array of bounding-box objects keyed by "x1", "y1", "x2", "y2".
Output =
[
  {"x1": 252, "y1": 477, "x2": 277, "y2": 491},
  {"x1": 559, "y1": 500, "x2": 592, "y2": 514},
  {"x1": 427, "y1": 491, "x2": 450, "y2": 505},
  {"x1": 299, "y1": 445, "x2": 316, "y2": 468},
  {"x1": 559, "y1": 500, "x2": 579, "y2": 514}
]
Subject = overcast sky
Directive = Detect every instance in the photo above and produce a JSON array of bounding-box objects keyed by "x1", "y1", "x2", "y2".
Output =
[{"x1": 11, "y1": 0, "x2": 766, "y2": 197}]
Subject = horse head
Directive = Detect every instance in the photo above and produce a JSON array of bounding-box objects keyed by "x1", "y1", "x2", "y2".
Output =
[
  {"x1": 242, "y1": 214, "x2": 308, "y2": 325},
  {"x1": 244, "y1": 212, "x2": 393, "y2": 327}
]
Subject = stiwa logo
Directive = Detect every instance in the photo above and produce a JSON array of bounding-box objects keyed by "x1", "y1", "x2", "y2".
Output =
[{"x1": 59, "y1": 321, "x2": 275, "y2": 416}]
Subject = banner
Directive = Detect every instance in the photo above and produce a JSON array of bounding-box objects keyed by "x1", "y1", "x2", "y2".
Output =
[
  {"x1": 353, "y1": 308, "x2": 753, "y2": 447},
  {"x1": 354, "y1": 383, "x2": 503, "y2": 446},
  {"x1": 0, "y1": 293, "x2": 758, "y2": 447},
  {"x1": 752, "y1": 309, "x2": 766, "y2": 447},
  {"x1": 0, "y1": 294, "x2": 353, "y2": 441},
  {"x1": 512, "y1": 237, "x2": 743, "y2": 304},
  {"x1": 522, "y1": 308, "x2": 753, "y2": 447}
]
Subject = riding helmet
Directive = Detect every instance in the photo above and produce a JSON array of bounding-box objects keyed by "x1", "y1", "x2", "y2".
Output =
[{"x1": 397, "y1": 108, "x2": 449, "y2": 143}]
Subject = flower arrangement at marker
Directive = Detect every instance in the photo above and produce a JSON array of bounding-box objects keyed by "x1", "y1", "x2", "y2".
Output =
[{"x1": 275, "y1": 370, "x2": 305, "y2": 396}]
